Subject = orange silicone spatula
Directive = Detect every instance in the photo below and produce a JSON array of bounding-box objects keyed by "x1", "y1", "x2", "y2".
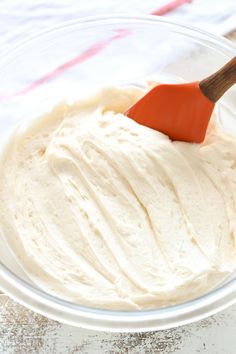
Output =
[{"x1": 126, "y1": 56, "x2": 236, "y2": 143}]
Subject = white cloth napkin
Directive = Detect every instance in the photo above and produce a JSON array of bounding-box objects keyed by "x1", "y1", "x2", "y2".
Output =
[
  {"x1": 166, "y1": 0, "x2": 236, "y2": 35},
  {"x1": 0, "y1": 0, "x2": 236, "y2": 56}
]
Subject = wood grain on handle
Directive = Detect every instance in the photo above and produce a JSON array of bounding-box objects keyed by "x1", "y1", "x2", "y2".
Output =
[{"x1": 199, "y1": 56, "x2": 236, "y2": 103}]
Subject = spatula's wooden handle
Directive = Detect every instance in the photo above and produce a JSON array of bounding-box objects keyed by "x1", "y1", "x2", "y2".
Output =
[{"x1": 199, "y1": 56, "x2": 236, "y2": 103}]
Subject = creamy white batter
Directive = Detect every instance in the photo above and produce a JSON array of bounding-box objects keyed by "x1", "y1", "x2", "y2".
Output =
[{"x1": 0, "y1": 86, "x2": 236, "y2": 310}]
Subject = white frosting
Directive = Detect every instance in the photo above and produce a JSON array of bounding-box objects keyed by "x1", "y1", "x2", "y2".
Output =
[{"x1": 0, "y1": 86, "x2": 236, "y2": 310}]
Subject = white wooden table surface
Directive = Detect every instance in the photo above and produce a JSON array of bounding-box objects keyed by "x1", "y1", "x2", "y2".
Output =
[{"x1": 0, "y1": 31, "x2": 236, "y2": 354}]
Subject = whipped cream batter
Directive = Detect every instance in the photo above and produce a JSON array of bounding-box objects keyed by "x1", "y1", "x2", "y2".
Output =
[{"x1": 0, "y1": 86, "x2": 236, "y2": 310}]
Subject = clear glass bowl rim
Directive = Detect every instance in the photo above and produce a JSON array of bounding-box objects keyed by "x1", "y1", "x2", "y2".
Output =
[{"x1": 0, "y1": 14, "x2": 236, "y2": 332}]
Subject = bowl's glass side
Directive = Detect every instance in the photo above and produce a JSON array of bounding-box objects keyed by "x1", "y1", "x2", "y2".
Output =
[{"x1": 0, "y1": 16, "x2": 236, "y2": 331}]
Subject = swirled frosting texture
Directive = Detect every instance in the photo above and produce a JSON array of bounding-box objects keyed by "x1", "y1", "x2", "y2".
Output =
[{"x1": 0, "y1": 86, "x2": 236, "y2": 310}]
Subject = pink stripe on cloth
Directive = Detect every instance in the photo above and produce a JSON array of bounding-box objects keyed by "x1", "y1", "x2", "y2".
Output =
[
  {"x1": 0, "y1": 29, "x2": 130, "y2": 101},
  {"x1": 151, "y1": 0, "x2": 192, "y2": 16},
  {"x1": 17, "y1": 29, "x2": 130, "y2": 96},
  {"x1": 1, "y1": 1, "x2": 191, "y2": 100}
]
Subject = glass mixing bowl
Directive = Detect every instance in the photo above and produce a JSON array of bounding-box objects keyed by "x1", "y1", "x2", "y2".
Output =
[{"x1": 0, "y1": 15, "x2": 236, "y2": 332}]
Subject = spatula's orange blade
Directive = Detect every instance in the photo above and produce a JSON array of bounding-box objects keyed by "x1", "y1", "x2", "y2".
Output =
[{"x1": 126, "y1": 82, "x2": 214, "y2": 143}]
